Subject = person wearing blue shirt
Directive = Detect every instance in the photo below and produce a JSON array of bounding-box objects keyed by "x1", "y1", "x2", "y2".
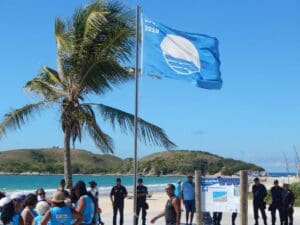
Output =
[
  {"x1": 74, "y1": 181, "x2": 96, "y2": 225},
  {"x1": 40, "y1": 191, "x2": 83, "y2": 225},
  {"x1": 0, "y1": 193, "x2": 25, "y2": 225},
  {"x1": 33, "y1": 201, "x2": 50, "y2": 225},
  {"x1": 174, "y1": 180, "x2": 182, "y2": 199},
  {"x1": 181, "y1": 174, "x2": 195, "y2": 225}
]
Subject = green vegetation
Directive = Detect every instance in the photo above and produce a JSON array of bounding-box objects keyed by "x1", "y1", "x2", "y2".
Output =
[
  {"x1": 137, "y1": 150, "x2": 263, "y2": 176},
  {"x1": 0, "y1": 148, "x2": 123, "y2": 174},
  {"x1": 0, "y1": 149, "x2": 263, "y2": 176},
  {"x1": 290, "y1": 182, "x2": 300, "y2": 206}
]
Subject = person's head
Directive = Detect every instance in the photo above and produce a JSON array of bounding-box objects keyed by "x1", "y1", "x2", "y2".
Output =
[
  {"x1": 165, "y1": 184, "x2": 175, "y2": 197},
  {"x1": 70, "y1": 188, "x2": 79, "y2": 204},
  {"x1": 60, "y1": 179, "x2": 66, "y2": 189},
  {"x1": 73, "y1": 180, "x2": 87, "y2": 198},
  {"x1": 35, "y1": 201, "x2": 50, "y2": 216},
  {"x1": 89, "y1": 181, "x2": 97, "y2": 189},
  {"x1": 116, "y1": 178, "x2": 121, "y2": 186},
  {"x1": 187, "y1": 174, "x2": 193, "y2": 182},
  {"x1": 24, "y1": 193, "x2": 38, "y2": 209},
  {"x1": 0, "y1": 193, "x2": 24, "y2": 224},
  {"x1": 274, "y1": 180, "x2": 279, "y2": 186},
  {"x1": 51, "y1": 191, "x2": 66, "y2": 207},
  {"x1": 254, "y1": 177, "x2": 260, "y2": 185},
  {"x1": 177, "y1": 180, "x2": 182, "y2": 184},
  {"x1": 283, "y1": 183, "x2": 289, "y2": 190},
  {"x1": 9, "y1": 193, "x2": 25, "y2": 214},
  {"x1": 138, "y1": 178, "x2": 143, "y2": 186},
  {"x1": 36, "y1": 188, "x2": 46, "y2": 201}
]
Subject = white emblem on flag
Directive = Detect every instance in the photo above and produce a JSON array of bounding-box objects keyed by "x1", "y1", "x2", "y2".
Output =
[{"x1": 160, "y1": 34, "x2": 201, "y2": 75}]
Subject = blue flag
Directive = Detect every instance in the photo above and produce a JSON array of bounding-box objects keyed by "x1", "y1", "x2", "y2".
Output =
[{"x1": 142, "y1": 17, "x2": 222, "y2": 89}]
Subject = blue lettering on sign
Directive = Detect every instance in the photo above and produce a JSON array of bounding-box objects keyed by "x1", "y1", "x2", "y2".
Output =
[{"x1": 201, "y1": 178, "x2": 240, "y2": 186}]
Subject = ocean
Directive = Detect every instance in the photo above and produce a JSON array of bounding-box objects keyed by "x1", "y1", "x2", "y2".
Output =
[
  {"x1": 0, "y1": 172, "x2": 296, "y2": 195},
  {"x1": 0, "y1": 175, "x2": 183, "y2": 194}
]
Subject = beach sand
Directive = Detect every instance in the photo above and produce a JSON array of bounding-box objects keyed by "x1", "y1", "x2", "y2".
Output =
[{"x1": 99, "y1": 191, "x2": 299, "y2": 225}]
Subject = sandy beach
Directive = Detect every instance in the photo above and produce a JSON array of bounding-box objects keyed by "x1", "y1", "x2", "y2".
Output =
[{"x1": 98, "y1": 191, "x2": 299, "y2": 225}]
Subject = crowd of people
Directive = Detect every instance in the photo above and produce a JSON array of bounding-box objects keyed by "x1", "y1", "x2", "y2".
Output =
[
  {"x1": 0, "y1": 176, "x2": 296, "y2": 225},
  {"x1": 0, "y1": 179, "x2": 103, "y2": 225},
  {"x1": 0, "y1": 178, "x2": 149, "y2": 225}
]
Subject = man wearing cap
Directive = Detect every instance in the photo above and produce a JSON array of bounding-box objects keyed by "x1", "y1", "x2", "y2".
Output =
[
  {"x1": 136, "y1": 178, "x2": 148, "y2": 225},
  {"x1": 269, "y1": 180, "x2": 283, "y2": 225},
  {"x1": 181, "y1": 174, "x2": 195, "y2": 225},
  {"x1": 252, "y1": 177, "x2": 267, "y2": 225},
  {"x1": 110, "y1": 178, "x2": 128, "y2": 225}
]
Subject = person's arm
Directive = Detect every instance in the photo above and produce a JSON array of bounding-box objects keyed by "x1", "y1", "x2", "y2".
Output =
[
  {"x1": 172, "y1": 197, "x2": 181, "y2": 225},
  {"x1": 124, "y1": 187, "x2": 128, "y2": 198},
  {"x1": 262, "y1": 185, "x2": 267, "y2": 199},
  {"x1": 40, "y1": 211, "x2": 51, "y2": 225},
  {"x1": 110, "y1": 187, "x2": 114, "y2": 207},
  {"x1": 22, "y1": 210, "x2": 33, "y2": 225},
  {"x1": 290, "y1": 191, "x2": 295, "y2": 207},
  {"x1": 150, "y1": 211, "x2": 165, "y2": 224},
  {"x1": 75, "y1": 197, "x2": 85, "y2": 213},
  {"x1": 19, "y1": 214, "x2": 25, "y2": 225},
  {"x1": 71, "y1": 209, "x2": 84, "y2": 225}
]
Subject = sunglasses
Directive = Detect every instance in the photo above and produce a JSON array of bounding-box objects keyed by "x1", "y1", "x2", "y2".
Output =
[{"x1": 38, "y1": 192, "x2": 45, "y2": 195}]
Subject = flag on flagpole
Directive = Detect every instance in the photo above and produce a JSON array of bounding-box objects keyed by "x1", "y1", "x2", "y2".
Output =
[{"x1": 142, "y1": 17, "x2": 222, "y2": 89}]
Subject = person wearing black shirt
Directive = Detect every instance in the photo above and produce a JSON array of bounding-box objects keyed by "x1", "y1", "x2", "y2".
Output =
[
  {"x1": 110, "y1": 178, "x2": 128, "y2": 225},
  {"x1": 136, "y1": 178, "x2": 148, "y2": 225},
  {"x1": 252, "y1": 177, "x2": 267, "y2": 225},
  {"x1": 269, "y1": 180, "x2": 283, "y2": 225},
  {"x1": 281, "y1": 183, "x2": 295, "y2": 225}
]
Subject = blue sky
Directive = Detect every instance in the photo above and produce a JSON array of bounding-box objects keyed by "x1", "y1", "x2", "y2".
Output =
[{"x1": 0, "y1": 0, "x2": 300, "y2": 172}]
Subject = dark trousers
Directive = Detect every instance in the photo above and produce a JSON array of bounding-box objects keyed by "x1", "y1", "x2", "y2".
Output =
[
  {"x1": 113, "y1": 204, "x2": 124, "y2": 225},
  {"x1": 232, "y1": 213, "x2": 237, "y2": 225},
  {"x1": 213, "y1": 212, "x2": 222, "y2": 225},
  {"x1": 254, "y1": 202, "x2": 267, "y2": 224},
  {"x1": 270, "y1": 203, "x2": 282, "y2": 225},
  {"x1": 136, "y1": 205, "x2": 147, "y2": 225},
  {"x1": 281, "y1": 207, "x2": 293, "y2": 225}
]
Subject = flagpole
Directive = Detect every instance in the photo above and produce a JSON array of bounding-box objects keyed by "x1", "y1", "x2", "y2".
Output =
[{"x1": 133, "y1": 5, "x2": 140, "y2": 225}]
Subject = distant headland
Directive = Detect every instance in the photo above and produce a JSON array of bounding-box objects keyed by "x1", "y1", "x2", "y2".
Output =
[{"x1": 0, "y1": 148, "x2": 264, "y2": 176}]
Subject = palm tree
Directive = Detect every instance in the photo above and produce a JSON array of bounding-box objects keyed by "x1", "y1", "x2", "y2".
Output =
[{"x1": 0, "y1": 0, "x2": 175, "y2": 187}]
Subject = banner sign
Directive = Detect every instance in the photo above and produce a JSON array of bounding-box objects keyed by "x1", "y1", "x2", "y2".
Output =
[{"x1": 201, "y1": 178, "x2": 240, "y2": 213}]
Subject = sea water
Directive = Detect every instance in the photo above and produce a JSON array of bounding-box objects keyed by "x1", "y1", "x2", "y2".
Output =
[{"x1": 0, "y1": 175, "x2": 183, "y2": 194}]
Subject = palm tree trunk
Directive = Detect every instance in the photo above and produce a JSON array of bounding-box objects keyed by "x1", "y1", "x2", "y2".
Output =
[{"x1": 64, "y1": 128, "x2": 73, "y2": 188}]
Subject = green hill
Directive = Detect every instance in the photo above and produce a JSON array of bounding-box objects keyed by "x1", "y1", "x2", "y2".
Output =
[
  {"x1": 0, "y1": 148, "x2": 123, "y2": 174},
  {"x1": 0, "y1": 148, "x2": 264, "y2": 175}
]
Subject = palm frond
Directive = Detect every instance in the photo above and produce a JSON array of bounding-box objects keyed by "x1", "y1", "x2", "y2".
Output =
[
  {"x1": 79, "y1": 104, "x2": 113, "y2": 153},
  {"x1": 89, "y1": 103, "x2": 176, "y2": 149},
  {"x1": 0, "y1": 101, "x2": 47, "y2": 139},
  {"x1": 25, "y1": 67, "x2": 68, "y2": 100},
  {"x1": 79, "y1": 59, "x2": 133, "y2": 95}
]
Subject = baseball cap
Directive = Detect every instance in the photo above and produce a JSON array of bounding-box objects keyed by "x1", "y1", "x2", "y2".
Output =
[
  {"x1": 116, "y1": 178, "x2": 121, "y2": 182},
  {"x1": 89, "y1": 181, "x2": 97, "y2": 186},
  {"x1": 138, "y1": 178, "x2": 143, "y2": 183},
  {"x1": 10, "y1": 193, "x2": 25, "y2": 201}
]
